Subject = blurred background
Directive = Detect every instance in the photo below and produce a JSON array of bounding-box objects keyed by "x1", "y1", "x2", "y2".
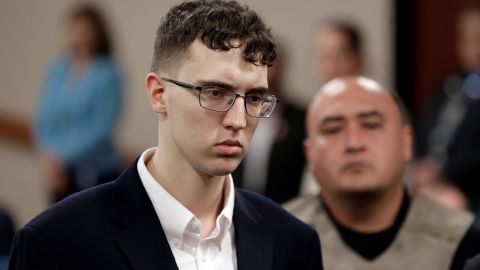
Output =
[{"x1": 0, "y1": 0, "x2": 478, "y2": 247}]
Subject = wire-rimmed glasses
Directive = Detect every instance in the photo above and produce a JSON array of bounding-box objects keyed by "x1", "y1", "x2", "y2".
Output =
[{"x1": 162, "y1": 77, "x2": 279, "y2": 118}]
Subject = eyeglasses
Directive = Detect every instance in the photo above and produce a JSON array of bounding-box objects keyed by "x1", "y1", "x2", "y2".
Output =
[{"x1": 162, "y1": 77, "x2": 279, "y2": 118}]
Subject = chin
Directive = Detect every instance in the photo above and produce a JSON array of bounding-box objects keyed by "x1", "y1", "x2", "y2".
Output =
[
  {"x1": 341, "y1": 186, "x2": 378, "y2": 194},
  {"x1": 336, "y1": 182, "x2": 385, "y2": 197},
  {"x1": 203, "y1": 166, "x2": 237, "y2": 177},
  {"x1": 210, "y1": 168, "x2": 234, "y2": 177},
  {"x1": 205, "y1": 159, "x2": 241, "y2": 177},
  {"x1": 337, "y1": 177, "x2": 380, "y2": 194}
]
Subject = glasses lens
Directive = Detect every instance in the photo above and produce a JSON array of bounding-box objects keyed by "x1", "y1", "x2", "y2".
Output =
[
  {"x1": 199, "y1": 86, "x2": 277, "y2": 117},
  {"x1": 200, "y1": 87, "x2": 236, "y2": 112},
  {"x1": 246, "y1": 93, "x2": 276, "y2": 117}
]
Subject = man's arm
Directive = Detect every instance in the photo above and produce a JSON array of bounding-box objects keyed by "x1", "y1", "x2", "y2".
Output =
[{"x1": 9, "y1": 226, "x2": 60, "y2": 270}]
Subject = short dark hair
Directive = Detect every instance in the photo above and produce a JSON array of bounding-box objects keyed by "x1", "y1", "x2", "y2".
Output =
[
  {"x1": 150, "y1": 0, "x2": 276, "y2": 72},
  {"x1": 69, "y1": 4, "x2": 112, "y2": 56},
  {"x1": 321, "y1": 20, "x2": 362, "y2": 54},
  {"x1": 458, "y1": 3, "x2": 480, "y2": 19},
  {"x1": 386, "y1": 88, "x2": 411, "y2": 125}
]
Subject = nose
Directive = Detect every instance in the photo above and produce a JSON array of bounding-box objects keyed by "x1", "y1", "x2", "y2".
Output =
[
  {"x1": 222, "y1": 96, "x2": 247, "y2": 130},
  {"x1": 344, "y1": 125, "x2": 366, "y2": 154}
]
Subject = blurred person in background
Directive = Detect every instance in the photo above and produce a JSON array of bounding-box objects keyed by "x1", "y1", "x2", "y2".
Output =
[
  {"x1": 299, "y1": 20, "x2": 366, "y2": 195},
  {"x1": 414, "y1": 4, "x2": 480, "y2": 219},
  {"x1": 34, "y1": 4, "x2": 123, "y2": 202},
  {"x1": 312, "y1": 20, "x2": 364, "y2": 83},
  {"x1": 285, "y1": 76, "x2": 480, "y2": 270},
  {"x1": 233, "y1": 45, "x2": 307, "y2": 203}
]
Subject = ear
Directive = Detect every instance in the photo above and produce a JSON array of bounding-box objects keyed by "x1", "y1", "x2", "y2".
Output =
[
  {"x1": 145, "y1": 72, "x2": 167, "y2": 114},
  {"x1": 303, "y1": 138, "x2": 313, "y2": 172},
  {"x1": 402, "y1": 125, "x2": 413, "y2": 161}
]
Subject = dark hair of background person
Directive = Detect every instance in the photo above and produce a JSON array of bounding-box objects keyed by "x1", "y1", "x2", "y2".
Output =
[
  {"x1": 150, "y1": 0, "x2": 276, "y2": 72},
  {"x1": 321, "y1": 20, "x2": 363, "y2": 54},
  {"x1": 69, "y1": 4, "x2": 112, "y2": 56},
  {"x1": 456, "y1": 3, "x2": 480, "y2": 71},
  {"x1": 387, "y1": 88, "x2": 412, "y2": 125},
  {"x1": 456, "y1": 3, "x2": 480, "y2": 37},
  {"x1": 457, "y1": 4, "x2": 480, "y2": 20}
]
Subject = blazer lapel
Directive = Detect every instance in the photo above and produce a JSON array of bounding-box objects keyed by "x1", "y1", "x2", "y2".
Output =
[
  {"x1": 110, "y1": 160, "x2": 178, "y2": 270},
  {"x1": 233, "y1": 190, "x2": 272, "y2": 270}
]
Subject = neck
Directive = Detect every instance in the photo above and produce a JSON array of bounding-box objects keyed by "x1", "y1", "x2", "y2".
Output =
[
  {"x1": 322, "y1": 184, "x2": 405, "y2": 233},
  {"x1": 69, "y1": 51, "x2": 92, "y2": 78},
  {"x1": 71, "y1": 47, "x2": 93, "y2": 62},
  {"x1": 146, "y1": 146, "x2": 226, "y2": 238}
]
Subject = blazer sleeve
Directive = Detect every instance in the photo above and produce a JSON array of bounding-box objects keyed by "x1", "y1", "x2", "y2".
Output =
[
  {"x1": 308, "y1": 230, "x2": 324, "y2": 270},
  {"x1": 9, "y1": 226, "x2": 60, "y2": 270}
]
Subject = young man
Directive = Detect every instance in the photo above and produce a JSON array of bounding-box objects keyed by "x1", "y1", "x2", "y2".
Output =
[
  {"x1": 285, "y1": 76, "x2": 480, "y2": 270},
  {"x1": 9, "y1": 1, "x2": 322, "y2": 269}
]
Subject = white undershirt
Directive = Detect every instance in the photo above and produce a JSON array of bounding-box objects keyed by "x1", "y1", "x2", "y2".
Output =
[{"x1": 137, "y1": 147, "x2": 237, "y2": 270}]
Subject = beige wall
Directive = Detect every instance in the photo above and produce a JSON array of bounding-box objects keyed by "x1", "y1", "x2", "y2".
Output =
[{"x1": 0, "y1": 0, "x2": 392, "y2": 227}]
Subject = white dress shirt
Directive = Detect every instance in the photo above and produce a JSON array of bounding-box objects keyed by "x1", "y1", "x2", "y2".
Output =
[{"x1": 137, "y1": 147, "x2": 237, "y2": 270}]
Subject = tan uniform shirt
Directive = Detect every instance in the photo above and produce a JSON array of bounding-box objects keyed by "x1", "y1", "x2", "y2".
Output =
[{"x1": 285, "y1": 194, "x2": 473, "y2": 270}]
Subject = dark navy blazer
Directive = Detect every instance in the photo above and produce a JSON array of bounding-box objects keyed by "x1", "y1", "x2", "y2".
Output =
[{"x1": 9, "y1": 160, "x2": 323, "y2": 269}]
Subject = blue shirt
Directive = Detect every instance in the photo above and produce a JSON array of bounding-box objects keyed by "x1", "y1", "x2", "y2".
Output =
[{"x1": 34, "y1": 55, "x2": 123, "y2": 174}]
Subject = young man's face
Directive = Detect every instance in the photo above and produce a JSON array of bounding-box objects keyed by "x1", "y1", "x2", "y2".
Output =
[
  {"x1": 162, "y1": 40, "x2": 268, "y2": 177},
  {"x1": 305, "y1": 78, "x2": 412, "y2": 196}
]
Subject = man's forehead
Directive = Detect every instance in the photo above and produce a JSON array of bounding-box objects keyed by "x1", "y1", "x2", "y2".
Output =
[
  {"x1": 321, "y1": 77, "x2": 383, "y2": 96},
  {"x1": 308, "y1": 77, "x2": 392, "y2": 123},
  {"x1": 318, "y1": 80, "x2": 385, "y2": 107},
  {"x1": 316, "y1": 102, "x2": 386, "y2": 122},
  {"x1": 178, "y1": 39, "x2": 267, "y2": 87}
]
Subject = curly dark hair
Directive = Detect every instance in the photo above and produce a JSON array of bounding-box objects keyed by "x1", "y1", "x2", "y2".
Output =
[{"x1": 150, "y1": 0, "x2": 276, "y2": 72}]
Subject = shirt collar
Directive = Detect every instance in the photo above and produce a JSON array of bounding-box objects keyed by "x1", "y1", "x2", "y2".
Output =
[
  {"x1": 218, "y1": 173, "x2": 235, "y2": 235},
  {"x1": 137, "y1": 147, "x2": 235, "y2": 243}
]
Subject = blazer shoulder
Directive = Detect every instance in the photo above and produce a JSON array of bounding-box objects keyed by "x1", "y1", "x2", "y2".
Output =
[{"x1": 235, "y1": 188, "x2": 323, "y2": 269}]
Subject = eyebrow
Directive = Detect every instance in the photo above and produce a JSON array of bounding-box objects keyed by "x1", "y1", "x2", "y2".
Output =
[
  {"x1": 319, "y1": 115, "x2": 345, "y2": 126},
  {"x1": 197, "y1": 80, "x2": 235, "y2": 90},
  {"x1": 356, "y1": 110, "x2": 385, "y2": 121},
  {"x1": 196, "y1": 80, "x2": 269, "y2": 93},
  {"x1": 318, "y1": 110, "x2": 385, "y2": 128}
]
